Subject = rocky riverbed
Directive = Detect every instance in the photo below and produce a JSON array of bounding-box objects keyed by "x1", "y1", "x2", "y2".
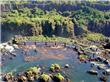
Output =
[{"x1": 1, "y1": 41, "x2": 110, "y2": 82}]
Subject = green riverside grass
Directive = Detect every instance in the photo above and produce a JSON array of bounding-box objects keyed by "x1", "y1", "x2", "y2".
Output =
[{"x1": 15, "y1": 35, "x2": 75, "y2": 44}]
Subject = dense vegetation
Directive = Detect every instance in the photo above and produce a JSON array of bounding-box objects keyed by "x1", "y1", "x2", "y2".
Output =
[
  {"x1": 71, "y1": 6, "x2": 110, "y2": 37},
  {"x1": 1, "y1": 0, "x2": 110, "y2": 42},
  {"x1": 2, "y1": 8, "x2": 74, "y2": 37}
]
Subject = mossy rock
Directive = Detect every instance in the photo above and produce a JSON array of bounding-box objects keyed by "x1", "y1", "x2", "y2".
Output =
[
  {"x1": 3, "y1": 72, "x2": 13, "y2": 81},
  {"x1": 27, "y1": 66, "x2": 38, "y2": 74},
  {"x1": 26, "y1": 67, "x2": 39, "y2": 80},
  {"x1": 39, "y1": 74, "x2": 51, "y2": 82},
  {"x1": 28, "y1": 76, "x2": 35, "y2": 81},
  {"x1": 79, "y1": 54, "x2": 88, "y2": 59},
  {"x1": 18, "y1": 75, "x2": 27, "y2": 82},
  {"x1": 53, "y1": 73, "x2": 64, "y2": 82},
  {"x1": 26, "y1": 70, "x2": 33, "y2": 77},
  {"x1": 50, "y1": 64, "x2": 61, "y2": 72}
]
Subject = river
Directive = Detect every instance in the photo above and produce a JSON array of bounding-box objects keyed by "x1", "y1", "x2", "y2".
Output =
[{"x1": 2, "y1": 42, "x2": 110, "y2": 82}]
